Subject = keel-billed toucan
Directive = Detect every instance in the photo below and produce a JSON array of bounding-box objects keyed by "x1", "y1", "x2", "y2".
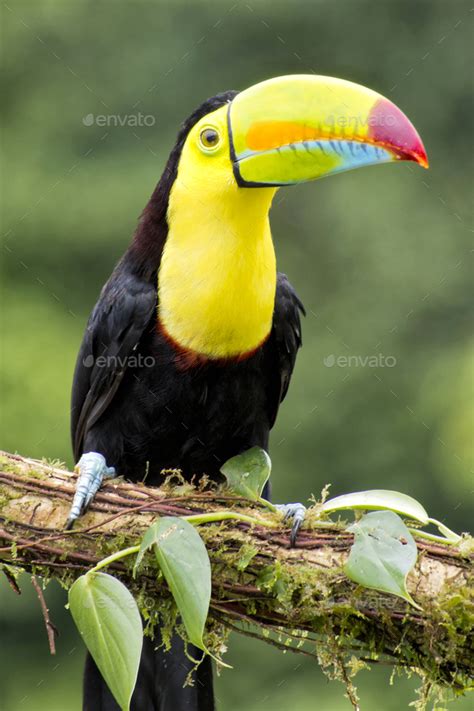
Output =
[{"x1": 67, "y1": 75, "x2": 427, "y2": 710}]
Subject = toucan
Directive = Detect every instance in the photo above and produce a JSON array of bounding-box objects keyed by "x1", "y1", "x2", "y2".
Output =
[{"x1": 66, "y1": 75, "x2": 428, "y2": 710}]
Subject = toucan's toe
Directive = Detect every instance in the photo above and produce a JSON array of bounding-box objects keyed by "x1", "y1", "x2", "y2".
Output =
[
  {"x1": 275, "y1": 503, "x2": 306, "y2": 546},
  {"x1": 66, "y1": 452, "x2": 116, "y2": 529}
]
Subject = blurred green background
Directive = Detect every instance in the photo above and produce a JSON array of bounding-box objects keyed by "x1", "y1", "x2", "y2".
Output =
[{"x1": 1, "y1": 0, "x2": 472, "y2": 709}]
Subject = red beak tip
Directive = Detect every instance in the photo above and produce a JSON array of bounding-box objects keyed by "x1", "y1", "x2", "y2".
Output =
[{"x1": 368, "y1": 97, "x2": 429, "y2": 170}]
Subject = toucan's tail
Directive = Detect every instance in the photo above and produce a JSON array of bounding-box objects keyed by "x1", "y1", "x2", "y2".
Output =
[{"x1": 83, "y1": 633, "x2": 214, "y2": 711}]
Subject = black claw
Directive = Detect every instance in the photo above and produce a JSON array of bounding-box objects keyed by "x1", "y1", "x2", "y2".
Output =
[
  {"x1": 65, "y1": 504, "x2": 85, "y2": 530},
  {"x1": 290, "y1": 519, "x2": 302, "y2": 547}
]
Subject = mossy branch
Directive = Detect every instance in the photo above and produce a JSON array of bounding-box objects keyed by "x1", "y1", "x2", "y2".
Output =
[{"x1": 0, "y1": 450, "x2": 472, "y2": 703}]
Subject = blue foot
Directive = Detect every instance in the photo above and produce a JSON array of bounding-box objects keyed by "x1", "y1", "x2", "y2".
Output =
[
  {"x1": 275, "y1": 503, "x2": 306, "y2": 546},
  {"x1": 66, "y1": 452, "x2": 116, "y2": 529}
]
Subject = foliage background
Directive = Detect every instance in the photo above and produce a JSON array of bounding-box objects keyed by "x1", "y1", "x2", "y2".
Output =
[{"x1": 1, "y1": 1, "x2": 472, "y2": 709}]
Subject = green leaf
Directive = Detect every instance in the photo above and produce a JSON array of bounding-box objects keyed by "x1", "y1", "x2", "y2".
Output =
[
  {"x1": 135, "y1": 517, "x2": 211, "y2": 651},
  {"x1": 69, "y1": 572, "x2": 143, "y2": 710},
  {"x1": 321, "y1": 489, "x2": 429, "y2": 524},
  {"x1": 344, "y1": 510, "x2": 420, "y2": 608},
  {"x1": 220, "y1": 446, "x2": 271, "y2": 500}
]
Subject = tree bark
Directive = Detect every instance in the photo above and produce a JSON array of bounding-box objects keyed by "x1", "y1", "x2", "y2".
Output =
[{"x1": 0, "y1": 450, "x2": 472, "y2": 700}]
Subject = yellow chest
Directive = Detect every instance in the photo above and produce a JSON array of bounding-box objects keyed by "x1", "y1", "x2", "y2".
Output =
[{"x1": 157, "y1": 184, "x2": 277, "y2": 359}]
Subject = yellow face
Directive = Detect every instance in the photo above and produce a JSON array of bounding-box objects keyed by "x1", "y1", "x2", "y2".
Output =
[
  {"x1": 176, "y1": 104, "x2": 233, "y2": 191},
  {"x1": 167, "y1": 103, "x2": 278, "y2": 240}
]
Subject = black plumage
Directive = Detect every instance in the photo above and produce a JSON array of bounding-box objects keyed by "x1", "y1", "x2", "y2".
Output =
[{"x1": 72, "y1": 91, "x2": 304, "y2": 711}]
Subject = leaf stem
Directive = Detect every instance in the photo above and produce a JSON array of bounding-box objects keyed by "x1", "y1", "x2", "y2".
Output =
[
  {"x1": 89, "y1": 545, "x2": 140, "y2": 574},
  {"x1": 409, "y1": 528, "x2": 460, "y2": 546},
  {"x1": 427, "y1": 518, "x2": 461, "y2": 544},
  {"x1": 184, "y1": 511, "x2": 274, "y2": 528},
  {"x1": 256, "y1": 496, "x2": 278, "y2": 513}
]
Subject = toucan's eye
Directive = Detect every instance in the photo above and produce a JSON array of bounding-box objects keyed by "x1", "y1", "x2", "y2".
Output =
[{"x1": 199, "y1": 127, "x2": 220, "y2": 152}]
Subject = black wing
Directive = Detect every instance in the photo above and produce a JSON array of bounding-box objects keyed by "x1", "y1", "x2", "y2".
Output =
[
  {"x1": 265, "y1": 272, "x2": 305, "y2": 428},
  {"x1": 71, "y1": 260, "x2": 157, "y2": 461}
]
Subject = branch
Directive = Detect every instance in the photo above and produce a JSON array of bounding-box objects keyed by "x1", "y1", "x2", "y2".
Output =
[
  {"x1": 31, "y1": 574, "x2": 58, "y2": 654},
  {"x1": 0, "y1": 450, "x2": 472, "y2": 701}
]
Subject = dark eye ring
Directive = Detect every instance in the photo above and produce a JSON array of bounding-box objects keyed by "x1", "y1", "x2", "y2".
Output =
[{"x1": 199, "y1": 127, "x2": 220, "y2": 151}]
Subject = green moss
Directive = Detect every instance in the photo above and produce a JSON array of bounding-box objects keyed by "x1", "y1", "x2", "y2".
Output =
[{"x1": 236, "y1": 543, "x2": 258, "y2": 571}]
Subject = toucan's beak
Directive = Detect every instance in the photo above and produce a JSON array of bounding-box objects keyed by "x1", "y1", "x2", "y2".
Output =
[{"x1": 228, "y1": 75, "x2": 428, "y2": 187}]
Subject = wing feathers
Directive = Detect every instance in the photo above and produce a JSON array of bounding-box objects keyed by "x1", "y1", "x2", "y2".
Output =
[
  {"x1": 266, "y1": 272, "x2": 305, "y2": 427},
  {"x1": 71, "y1": 261, "x2": 156, "y2": 460}
]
